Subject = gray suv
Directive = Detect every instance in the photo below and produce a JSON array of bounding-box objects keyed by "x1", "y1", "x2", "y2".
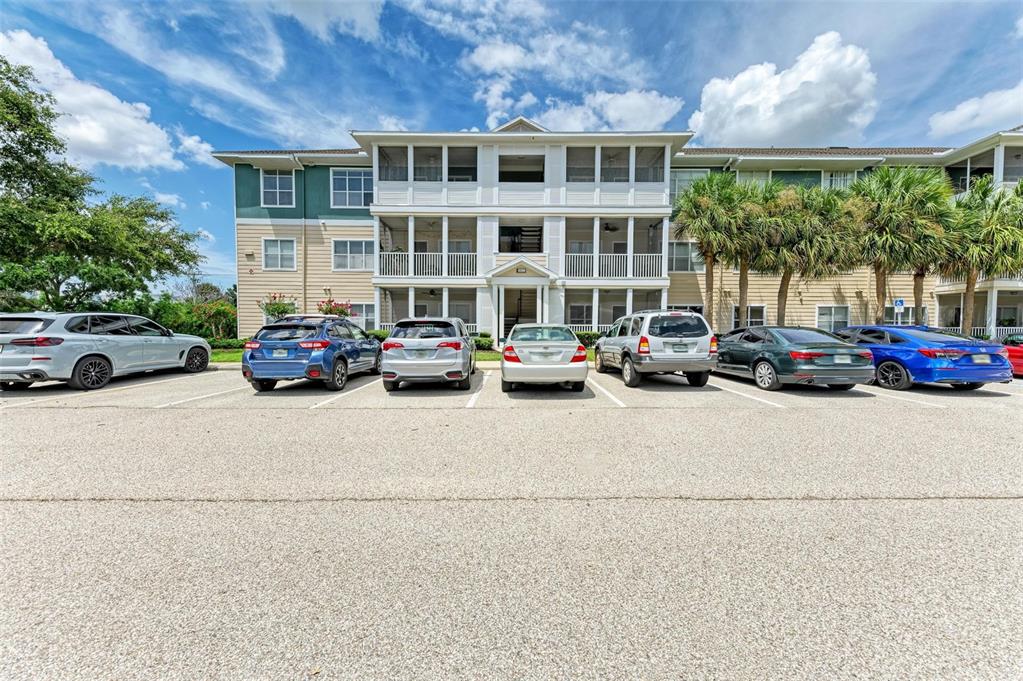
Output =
[
  {"x1": 594, "y1": 309, "x2": 717, "y2": 387},
  {"x1": 0, "y1": 312, "x2": 211, "y2": 390},
  {"x1": 380, "y1": 317, "x2": 476, "y2": 391}
]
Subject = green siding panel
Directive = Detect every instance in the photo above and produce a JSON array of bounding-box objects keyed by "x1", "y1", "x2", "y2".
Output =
[
  {"x1": 772, "y1": 170, "x2": 823, "y2": 188},
  {"x1": 234, "y1": 164, "x2": 371, "y2": 220}
]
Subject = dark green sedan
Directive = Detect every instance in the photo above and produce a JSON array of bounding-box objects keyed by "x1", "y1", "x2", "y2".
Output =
[{"x1": 715, "y1": 326, "x2": 876, "y2": 391}]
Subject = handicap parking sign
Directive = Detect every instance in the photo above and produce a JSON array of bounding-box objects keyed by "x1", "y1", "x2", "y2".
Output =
[{"x1": 894, "y1": 298, "x2": 905, "y2": 312}]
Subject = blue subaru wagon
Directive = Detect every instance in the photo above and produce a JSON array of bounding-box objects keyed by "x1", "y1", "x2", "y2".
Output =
[
  {"x1": 835, "y1": 325, "x2": 1012, "y2": 391},
  {"x1": 242, "y1": 315, "x2": 380, "y2": 392}
]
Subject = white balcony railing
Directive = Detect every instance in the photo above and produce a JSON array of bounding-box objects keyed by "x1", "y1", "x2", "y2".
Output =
[
  {"x1": 379, "y1": 252, "x2": 408, "y2": 276},
  {"x1": 939, "y1": 270, "x2": 1023, "y2": 285},
  {"x1": 633, "y1": 253, "x2": 663, "y2": 277},
  {"x1": 599, "y1": 254, "x2": 628, "y2": 278},
  {"x1": 567, "y1": 323, "x2": 614, "y2": 334},
  {"x1": 377, "y1": 322, "x2": 478, "y2": 334},
  {"x1": 414, "y1": 252, "x2": 443, "y2": 276},
  {"x1": 448, "y1": 253, "x2": 477, "y2": 277},
  {"x1": 565, "y1": 254, "x2": 594, "y2": 277}
]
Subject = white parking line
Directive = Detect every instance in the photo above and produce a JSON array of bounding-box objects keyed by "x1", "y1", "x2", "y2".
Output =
[
  {"x1": 154, "y1": 385, "x2": 249, "y2": 408},
  {"x1": 712, "y1": 382, "x2": 787, "y2": 409},
  {"x1": 0, "y1": 373, "x2": 215, "y2": 410},
  {"x1": 859, "y1": 386, "x2": 944, "y2": 408},
  {"x1": 586, "y1": 377, "x2": 626, "y2": 408},
  {"x1": 465, "y1": 370, "x2": 491, "y2": 409},
  {"x1": 309, "y1": 378, "x2": 381, "y2": 409}
]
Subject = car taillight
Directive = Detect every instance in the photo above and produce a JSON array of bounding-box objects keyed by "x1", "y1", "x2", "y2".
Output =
[
  {"x1": 996, "y1": 347, "x2": 1009, "y2": 358},
  {"x1": 709, "y1": 336, "x2": 718, "y2": 354},
  {"x1": 437, "y1": 341, "x2": 462, "y2": 350},
  {"x1": 243, "y1": 341, "x2": 261, "y2": 349},
  {"x1": 918, "y1": 348, "x2": 966, "y2": 360},
  {"x1": 858, "y1": 350, "x2": 873, "y2": 360},
  {"x1": 381, "y1": 341, "x2": 404, "y2": 351},
  {"x1": 298, "y1": 340, "x2": 330, "y2": 349},
  {"x1": 789, "y1": 350, "x2": 825, "y2": 361},
  {"x1": 570, "y1": 345, "x2": 587, "y2": 363},
  {"x1": 502, "y1": 345, "x2": 521, "y2": 363},
  {"x1": 11, "y1": 337, "x2": 64, "y2": 346},
  {"x1": 638, "y1": 336, "x2": 650, "y2": 354}
]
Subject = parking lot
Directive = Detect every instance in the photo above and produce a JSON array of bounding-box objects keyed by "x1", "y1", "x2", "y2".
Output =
[{"x1": 2, "y1": 365, "x2": 1022, "y2": 678}]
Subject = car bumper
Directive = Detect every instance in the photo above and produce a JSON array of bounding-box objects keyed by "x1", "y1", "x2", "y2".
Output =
[
  {"x1": 501, "y1": 361, "x2": 588, "y2": 383},
  {"x1": 381, "y1": 358, "x2": 467, "y2": 382},
  {"x1": 910, "y1": 365, "x2": 1013, "y2": 384},
  {"x1": 633, "y1": 355, "x2": 716, "y2": 374},
  {"x1": 0, "y1": 368, "x2": 54, "y2": 382},
  {"x1": 779, "y1": 366, "x2": 876, "y2": 385},
  {"x1": 243, "y1": 360, "x2": 325, "y2": 381}
]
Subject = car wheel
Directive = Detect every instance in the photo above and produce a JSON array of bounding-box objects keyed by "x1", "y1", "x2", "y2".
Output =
[
  {"x1": 827, "y1": 383, "x2": 855, "y2": 391},
  {"x1": 253, "y1": 379, "x2": 277, "y2": 392},
  {"x1": 470, "y1": 358, "x2": 477, "y2": 375},
  {"x1": 570, "y1": 381, "x2": 585, "y2": 392},
  {"x1": 951, "y1": 382, "x2": 984, "y2": 391},
  {"x1": 69, "y1": 356, "x2": 112, "y2": 390},
  {"x1": 621, "y1": 357, "x2": 642, "y2": 387},
  {"x1": 324, "y1": 360, "x2": 348, "y2": 391},
  {"x1": 501, "y1": 379, "x2": 514, "y2": 393},
  {"x1": 753, "y1": 361, "x2": 782, "y2": 391},
  {"x1": 455, "y1": 376, "x2": 471, "y2": 390},
  {"x1": 876, "y1": 361, "x2": 912, "y2": 390},
  {"x1": 382, "y1": 380, "x2": 397, "y2": 392},
  {"x1": 685, "y1": 371, "x2": 710, "y2": 387},
  {"x1": 0, "y1": 381, "x2": 32, "y2": 391},
  {"x1": 369, "y1": 353, "x2": 382, "y2": 375},
  {"x1": 594, "y1": 349, "x2": 607, "y2": 373},
  {"x1": 183, "y1": 347, "x2": 209, "y2": 373}
]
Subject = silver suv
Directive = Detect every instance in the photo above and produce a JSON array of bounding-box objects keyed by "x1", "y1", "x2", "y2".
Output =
[
  {"x1": 380, "y1": 317, "x2": 476, "y2": 391},
  {"x1": 0, "y1": 312, "x2": 211, "y2": 391},
  {"x1": 594, "y1": 309, "x2": 717, "y2": 387}
]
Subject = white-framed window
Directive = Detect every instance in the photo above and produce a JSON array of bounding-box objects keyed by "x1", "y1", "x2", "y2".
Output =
[
  {"x1": 816, "y1": 305, "x2": 850, "y2": 332},
  {"x1": 262, "y1": 238, "x2": 296, "y2": 270},
  {"x1": 736, "y1": 170, "x2": 770, "y2": 186},
  {"x1": 330, "y1": 169, "x2": 373, "y2": 207},
  {"x1": 261, "y1": 169, "x2": 295, "y2": 207},
  {"x1": 669, "y1": 169, "x2": 710, "y2": 202},
  {"x1": 349, "y1": 303, "x2": 375, "y2": 330},
  {"x1": 732, "y1": 305, "x2": 766, "y2": 329},
  {"x1": 884, "y1": 305, "x2": 927, "y2": 325},
  {"x1": 332, "y1": 240, "x2": 374, "y2": 271},
  {"x1": 667, "y1": 241, "x2": 705, "y2": 272},
  {"x1": 569, "y1": 304, "x2": 592, "y2": 325},
  {"x1": 823, "y1": 171, "x2": 855, "y2": 189}
]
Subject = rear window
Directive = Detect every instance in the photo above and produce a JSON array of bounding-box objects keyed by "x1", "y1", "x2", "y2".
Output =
[
  {"x1": 390, "y1": 321, "x2": 456, "y2": 339},
  {"x1": 773, "y1": 328, "x2": 842, "y2": 344},
  {"x1": 509, "y1": 326, "x2": 576, "y2": 342},
  {"x1": 898, "y1": 328, "x2": 976, "y2": 343},
  {"x1": 0, "y1": 317, "x2": 53, "y2": 334},
  {"x1": 255, "y1": 324, "x2": 319, "y2": 341},
  {"x1": 647, "y1": 315, "x2": 708, "y2": 338}
]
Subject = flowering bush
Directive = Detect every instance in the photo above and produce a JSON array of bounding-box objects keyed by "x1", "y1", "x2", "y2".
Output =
[
  {"x1": 317, "y1": 298, "x2": 352, "y2": 316},
  {"x1": 191, "y1": 299, "x2": 237, "y2": 338},
  {"x1": 258, "y1": 292, "x2": 296, "y2": 321}
]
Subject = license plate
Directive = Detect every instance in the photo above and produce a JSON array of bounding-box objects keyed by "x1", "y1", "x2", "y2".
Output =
[
  {"x1": 272, "y1": 349, "x2": 288, "y2": 358},
  {"x1": 672, "y1": 344, "x2": 691, "y2": 353},
  {"x1": 972, "y1": 354, "x2": 991, "y2": 364},
  {"x1": 412, "y1": 350, "x2": 432, "y2": 358},
  {"x1": 834, "y1": 354, "x2": 851, "y2": 364}
]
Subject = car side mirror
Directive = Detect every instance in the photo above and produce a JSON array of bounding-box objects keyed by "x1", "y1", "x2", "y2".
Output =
[{"x1": 162, "y1": 328, "x2": 174, "y2": 337}]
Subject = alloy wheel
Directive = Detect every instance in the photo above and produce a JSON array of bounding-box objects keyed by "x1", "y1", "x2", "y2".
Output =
[
  {"x1": 755, "y1": 362, "x2": 775, "y2": 388},
  {"x1": 334, "y1": 362, "x2": 347, "y2": 386},
  {"x1": 622, "y1": 361, "x2": 632, "y2": 383},
  {"x1": 877, "y1": 362, "x2": 903, "y2": 388},
  {"x1": 81, "y1": 359, "x2": 110, "y2": 388},
  {"x1": 186, "y1": 349, "x2": 208, "y2": 371}
]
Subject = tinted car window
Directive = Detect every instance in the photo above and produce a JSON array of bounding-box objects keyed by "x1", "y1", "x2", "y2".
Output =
[
  {"x1": 629, "y1": 318, "x2": 644, "y2": 336},
  {"x1": 0, "y1": 317, "x2": 53, "y2": 333},
  {"x1": 616, "y1": 319, "x2": 630, "y2": 337},
  {"x1": 1003, "y1": 334, "x2": 1023, "y2": 346},
  {"x1": 858, "y1": 329, "x2": 888, "y2": 344},
  {"x1": 719, "y1": 328, "x2": 745, "y2": 343},
  {"x1": 390, "y1": 321, "x2": 456, "y2": 338},
  {"x1": 255, "y1": 324, "x2": 319, "y2": 341},
  {"x1": 90, "y1": 315, "x2": 132, "y2": 335},
  {"x1": 899, "y1": 328, "x2": 976, "y2": 344},
  {"x1": 740, "y1": 330, "x2": 765, "y2": 343},
  {"x1": 833, "y1": 330, "x2": 857, "y2": 341},
  {"x1": 510, "y1": 326, "x2": 576, "y2": 342},
  {"x1": 128, "y1": 317, "x2": 165, "y2": 336},
  {"x1": 647, "y1": 315, "x2": 709, "y2": 338},
  {"x1": 773, "y1": 328, "x2": 842, "y2": 344},
  {"x1": 65, "y1": 316, "x2": 90, "y2": 334},
  {"x1": 350, "y1": 325, "x2": 369, "y2": 340},
  {"x1": 332, "y1": 325, "x2": 354, "y2": 339}
]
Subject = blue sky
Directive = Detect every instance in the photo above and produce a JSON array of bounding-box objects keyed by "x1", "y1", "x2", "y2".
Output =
[{"x1": 3, "y1": 0, "x2": 1022, "y2": 288}]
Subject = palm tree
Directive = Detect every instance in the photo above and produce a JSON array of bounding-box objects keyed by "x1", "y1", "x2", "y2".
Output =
[
  {"x1": 940, "y1": 177, "x2": 1023, "y2": 335},
  {"x1": 731, "y1": 180, "x2": 781, "y2": 327},
  {"x1": 849, "y1": 166, "x2": 954, "y2": 323},
  {"x1": 673, "y1": 173, "x2": 744, "y2": 330}
]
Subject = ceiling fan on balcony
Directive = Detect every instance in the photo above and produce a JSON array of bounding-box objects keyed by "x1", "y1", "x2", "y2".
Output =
[{"x1": 602, "y1": 222, "x2": 619, "y2": 233}]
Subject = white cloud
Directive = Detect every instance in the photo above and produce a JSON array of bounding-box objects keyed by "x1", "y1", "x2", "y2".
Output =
[
  {"x1": 154, "y1": 191, "x2": 186, "y2": 209},
  {"x1": 688, "y1": 31, "x2": 878, "y2": 146},
  {"x1": 261, "y1": 0, "x2": 384, "y2": 43},
  {"x1": 928, "y1": 80, "x2": 1023, "y2": 137},
  {"x1": 0, "y1": 29, "x2": 183, "y2": 171},
  {"x1": 1016, "y1": 15, "x2": 1023, "y2": 38},
  {"x1": 200, "y1": 201, "x2": 211, "y2": 210},
  {"x1": 376, "y1": 114, "x2": 409, "y2": 131},
  {"x1": 174, "y1": 127, "x2": 221, "y2": 168},
  {"x1": 196, "y1": 228, "x2": 215, "y2": 243},
  {"x1": 537, "y1": 90, "x2": 684, "y2": 131}
]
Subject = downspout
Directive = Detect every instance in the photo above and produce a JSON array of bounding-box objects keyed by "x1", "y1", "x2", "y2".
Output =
[{"x1": 297, "y1": 154, "x2": 308, "y2": 313}]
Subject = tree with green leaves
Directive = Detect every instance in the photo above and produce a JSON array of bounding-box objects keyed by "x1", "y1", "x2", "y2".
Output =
[
  {"x1": 732, "y1": 179, "x2": 782, "y2": 327},
  {"x1": 939, "y1": 177, "x2": 1023, "y2": 335},
  {"x1": 849, "y1": 166, "x2": 954, "y2": 323}
]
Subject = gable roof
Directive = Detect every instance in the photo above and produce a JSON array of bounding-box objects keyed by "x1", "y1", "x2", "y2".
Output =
[
  {"x1": 491, "y1": 116, "x2": 550, "y2": 133},
  {"x1": 485, "y1": 256, "x2": 558, "y2": 279}
]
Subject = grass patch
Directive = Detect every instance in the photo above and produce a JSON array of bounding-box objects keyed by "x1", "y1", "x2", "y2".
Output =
[
  {"x1": 475, "y1": 348, "x2": 595, "y2": 362},
  {"x1": 211, "y1": 349, "x2": 243, "y2": 363}
]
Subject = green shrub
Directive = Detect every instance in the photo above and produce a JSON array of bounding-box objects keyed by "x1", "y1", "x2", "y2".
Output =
[
  {"x1": 473, "y1": 336, "x2": 494, "y2": 351},
  {"x1": 575, "y1": 331, "x2": 601, "y2": 347},
  {"x1": 368, "y1": 329, "x2": 390, "y2": 342},
  {"x1": 206, "y1": 338, "x2": 249, "y2": 349},
  {"x1": 478, "y1": 331, "x2": 492, "y2": 338}
]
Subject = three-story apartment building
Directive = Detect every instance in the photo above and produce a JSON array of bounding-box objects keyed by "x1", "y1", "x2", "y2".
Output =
[{"x1": 214, "y1": 118, "x2": 1023, "y2": 340}]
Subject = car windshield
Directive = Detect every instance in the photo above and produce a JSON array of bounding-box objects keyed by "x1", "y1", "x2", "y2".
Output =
[
  {"x1": 773, "y1": 328, "x2": 843, "y2": 344},
  {"x1": 255, "y1": 324, "x2": 320, "y2": 341},
  {"x1": 509, "y1": 326, "x2": 576, "y2": 342},
  {"x1": 0, "y1": 317, "x2": 53, "y2": 334},
  {"x1": 647, "y1": 315, "x2": 708, "y2": 338},
  {"x1": 898, "y1": 328, "x2": 979, "y2": 344},
  {"x1": 390, "y1": 321, "x2": 456, "y2": 339}
]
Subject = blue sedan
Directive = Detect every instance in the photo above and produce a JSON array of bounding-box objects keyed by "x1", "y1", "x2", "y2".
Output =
[
  {"x1": 242, "y1": 317, "x2": 380, "y2": 392},
  {"x1": 835, "y1": 325, "x2": 1012, "y2": 391}
]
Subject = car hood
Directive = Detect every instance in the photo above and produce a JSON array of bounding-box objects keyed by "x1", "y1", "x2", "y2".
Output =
[{"x1": 172, "y1": 333, "x2": 209, "y2": 345}]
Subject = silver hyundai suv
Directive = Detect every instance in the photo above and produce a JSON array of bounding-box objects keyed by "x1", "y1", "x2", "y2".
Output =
[
  {"x1": 594, "y1": 309, "x2": 717, "y2": 387},
  {"x1": 0, "y1": 312, "x2": 211, "y2": 390}
]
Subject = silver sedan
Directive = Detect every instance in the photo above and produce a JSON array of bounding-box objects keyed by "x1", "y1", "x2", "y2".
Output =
[{"x1": 500, "y1": 324, "x2": 589, "y2": 392}]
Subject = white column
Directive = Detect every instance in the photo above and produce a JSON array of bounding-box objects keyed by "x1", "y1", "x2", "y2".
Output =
[
  {"x1": 536, "y1": 285, "x2": 543, "y2": 323},
  {"x1": 592, "y1": 288, "x2": 600, "y2": 332},
  {"x1": 966, "y1": 156, "x2": 971, "y2": 191},
  {"x1": 491, "y1": 283, "x2": 499, "y2": 341},
  {"x1": 987, "y1": 289, "x2": 999, "y2": 339},
  {"x1": 442, "y1": 287, "x2": 449, "y2": 317},
  {"x1": 406, "y1": 143, "x2": 414, "y2": 204},
  {"x1": 374, "y1": 287, "x2": 382, "y2": 329},
  {"x1": 592, "y1": 216, "x2": 600, "y2": 277},
  {"x1": 407, "y1": 216, "x2": 415, "y2": 277},
  {"x1": 661, "y1": 217, "x2": 670, "y2": 277},
  {"x1": 628, "y1": 145, "x2": 636, "y2": 206},
  {"x1": 542, "y1": 286, "x2": 550, "y2": 324},
  {"x1": 408, "y1": 286, "x2": 415, "y2": 318},
  {"x1": 660, "y1": 287, "x2": 668, "y2": 310},
  {"x1": 626, "y1": 216, "x2": 635, "y2": 278},
  {"x1": 663, "y1": 143, "x2": 672, "y2": 207},
  {"x1": 441, "y1": 145, "x2": 448, "y2": 203},
  {"x1": 441, "y1": 216, "x2": 449, "y2": 277},
  {"x1": 960, "y1": 292, "x2": 965, "y2": 329},
  {"x1": 594, "y1": 145, "x2": 602, "y2": 204},
  {"x1": 372, "y1": 216, "x2": 381, "y2": 275},
  {"x1": 993, "y1": 145, "x2": 1005, "y2": 185},
  {"x1": 371, "y1": 145, "x2": 379, "y2": 204},
  {"x1": 498, "y1": 285, "x2": 506, "y2": 341},
  {"x1": 626, "y1": 288, "x2": 634, "y2": 315}
]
